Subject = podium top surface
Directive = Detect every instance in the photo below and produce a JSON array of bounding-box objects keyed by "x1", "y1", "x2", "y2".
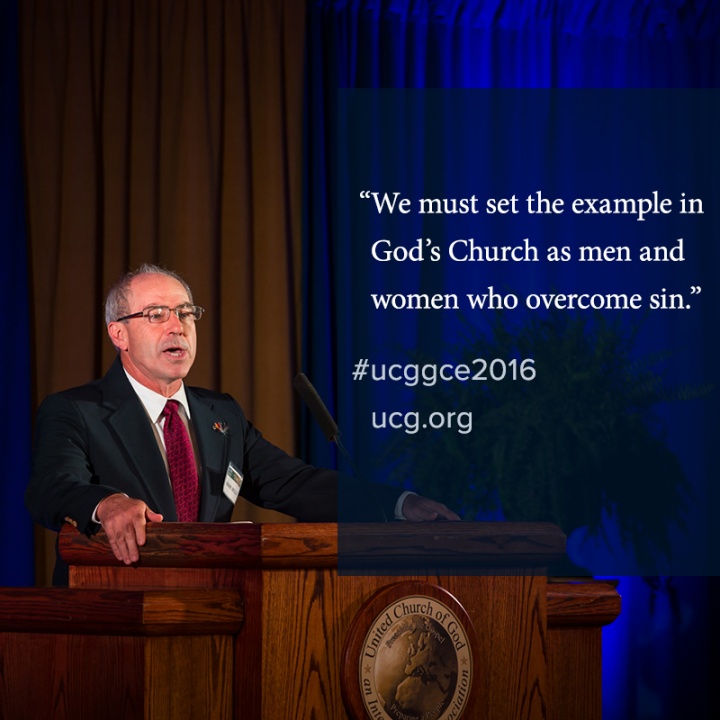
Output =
[{"x1": 60, "y1": 521, "x2": 566, "y2": 572}]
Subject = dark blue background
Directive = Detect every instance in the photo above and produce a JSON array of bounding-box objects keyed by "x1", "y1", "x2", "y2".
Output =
[
  {"x1": 335, "y1": 89, "x2": 718, "y2": 578},
  {"x1": 300, "y1": 4, "x2": 720, "y2": 718}
]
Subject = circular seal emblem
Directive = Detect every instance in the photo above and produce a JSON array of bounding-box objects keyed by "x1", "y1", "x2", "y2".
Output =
[{"x1": 356, "y1": 592, "x2": 473, "y2": 720}]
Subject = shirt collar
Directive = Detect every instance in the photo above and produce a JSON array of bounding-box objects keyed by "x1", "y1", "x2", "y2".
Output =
[{"x1": 123, "y1": 369, "x2": 192, "y2": 423}]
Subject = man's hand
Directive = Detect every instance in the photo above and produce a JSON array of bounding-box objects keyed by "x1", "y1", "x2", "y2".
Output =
[
  {"x1": 96, "y1": 493, "x2": 164, "y2": 564},
  {"x1": 402, "y1": 494, "x2": 461, "y2": 522}
]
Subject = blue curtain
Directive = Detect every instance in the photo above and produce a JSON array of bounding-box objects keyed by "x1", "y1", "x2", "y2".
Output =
[
  {"x1": 301, "y1": 0, "x2": 720, "y2": 459},
  {"x1": 301, "y1": 1, "x2": 719, "y2": 718},
  {"x1": 0, "y1": 0, "x2": 34, "y2": 586}
]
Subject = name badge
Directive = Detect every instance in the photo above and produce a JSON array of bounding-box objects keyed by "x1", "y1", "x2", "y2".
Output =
[{"x1": 223, "y1": 462, "x2": 243, "y2": 504}]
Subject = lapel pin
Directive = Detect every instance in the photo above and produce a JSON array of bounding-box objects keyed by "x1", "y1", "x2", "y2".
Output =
[{"x1": 212, "y1": 421, "x2": 229, "y2": 435}]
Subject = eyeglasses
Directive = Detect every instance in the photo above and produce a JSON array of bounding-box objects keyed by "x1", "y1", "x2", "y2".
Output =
[{"x1": 116, "y1": 304, "x2": 205, "y2": 323}]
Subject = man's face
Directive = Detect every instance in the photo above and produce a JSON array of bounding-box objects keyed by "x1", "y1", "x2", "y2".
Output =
[{"x1": 108, "y1": 273, "x2": 197, "y2": 396}]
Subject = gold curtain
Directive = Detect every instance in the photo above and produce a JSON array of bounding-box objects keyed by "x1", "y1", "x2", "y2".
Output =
[{"x1": 21, "y1": 0, "x2": 306, "y2": 584}]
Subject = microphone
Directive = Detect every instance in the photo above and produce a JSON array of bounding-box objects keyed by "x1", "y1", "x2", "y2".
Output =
[
  {"x1": 294, "y1": 373, "x2": 388, "y2": 523},
  {"x1": 293, "y1": 372, "x2": 339, "y2": 442}
]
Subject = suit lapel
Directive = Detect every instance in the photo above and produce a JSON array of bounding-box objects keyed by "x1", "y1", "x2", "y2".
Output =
[
  {"x1": 101, "y1": 359, "x2": 178, "y2": 519},
  {"x1": 187, "y1": 391, "x2": 230, "y2": 521}
]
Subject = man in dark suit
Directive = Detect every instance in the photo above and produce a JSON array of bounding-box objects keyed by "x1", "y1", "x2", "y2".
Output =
[{"x1": 26, "y1": 264, "x2": 458, "y2": 584}]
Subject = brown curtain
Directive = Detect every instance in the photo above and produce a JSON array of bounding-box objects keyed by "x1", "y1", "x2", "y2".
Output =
[{"x1": 21, "y1": 0, "x2": 307, "y2": 584}]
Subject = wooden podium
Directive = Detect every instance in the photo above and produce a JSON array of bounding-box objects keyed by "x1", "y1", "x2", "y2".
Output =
[{"x1": 0, "y1": 522, "x2": 620, "y2": 720}]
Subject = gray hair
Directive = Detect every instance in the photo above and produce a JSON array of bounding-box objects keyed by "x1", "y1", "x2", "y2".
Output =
[{"x1": 105, "y1": 263, "x2": 194, "y2": 325}]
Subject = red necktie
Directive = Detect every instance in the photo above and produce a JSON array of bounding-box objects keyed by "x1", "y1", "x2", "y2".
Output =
[{"x1": 162, "y1": 400, "x2": 200, "y2": 521}]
